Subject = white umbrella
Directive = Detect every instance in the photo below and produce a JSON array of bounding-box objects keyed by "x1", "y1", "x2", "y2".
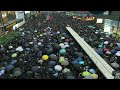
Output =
[
  {"x1": 61, "y1": 37, "x2": 65, "y2": 40},
  {"x1": 59, "y1": 43, "x2": 64, "y2": 47},
  {"x1": 62, "y1": 68, "x2": 71, "y2": 73},
  {"x1": 16, "y1": 46, "x2": 23, "y2": 52},
  {"x1": 64, "y1": 42, "x2": 69, "y2": 45},
  {"x1": 54, "y1": 65, "x2": 62, "y2": 71},
  {"x1": 115, "y1": 53, "x2": 120, "y2": 56},
  {"x1": 61, "y1": 45, "x2": 66, "y2": 49},
  {"x1": 104, "y1": 41, "x2": 109, "y2": 44},
  {"x1": 106, "y1": 51, "x2": 112, "y2": 54},
  {"x1": 8, "y1": 46, "x2": 13, "y2": 49},
  {"x1": 111, "y1": 62, "x2": 120, "y2": 69}
]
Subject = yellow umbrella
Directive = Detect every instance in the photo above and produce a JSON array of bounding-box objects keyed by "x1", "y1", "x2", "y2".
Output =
[
  {"x1": 40, "y1": 34, "x2": 43, "y2": 37},
  {"x1": 90, "y1": 74, "x2": 98, "y2": 79},
  {"x1": 59, "y1": 57, "x2": 65, "y2": 63},
  {"x1": 12, "y1": 53, "x2": 17, "y2": 58},
  {"x1": 42, "y1": 55, "x2": 49, "y2": 60},
  {"x1": 82, "y1": 71, "x2": 91, "y2": 77}
]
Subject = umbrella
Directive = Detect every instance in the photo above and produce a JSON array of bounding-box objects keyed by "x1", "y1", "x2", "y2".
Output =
[
  {"x1": 31, "y1": 66, "x2": 39, "y2": 72},
  {"x1": 13, "y1": 68, "x2": 21, "y2": 72},
  {"x1": 59, "y1": 49, "x2": 66, "y2": 54},
  {"x1": 10, "y1": 60, "x2": 17, "y2": 65},
  {"x1": 110, "y1": 49, "x2": 116, "y2": 54},
  {"x1": 98, "y1": 45, "x2": 103, "y2": 48},
  {"x1": 48, "y1": 61, "x2": 56, "y2": 66},
  {"x1": 46, "y1": 48, "x2": 53, "y2": 54},
  {"x1": 77, "y1": 52, "x2": 84, "y2": 57},
  {"x1": 61, "y1": 37, "x2": 65, "y2": 40},
  {"x1": 54, "y1": 43, "x2": 61, "y2": 50},
  {"x1": 104, "y1": 48, "x2": 109, "y2": 52},
  {"x1": 64, "y1": 44, "x2": 70, "y2": 48},
  {"x1": 90, "y1": 74, "x2": 98, "y2": 79},
  {"x1": 79, "y1": 61, "x2": 85, "y2": 65},
  {"x1": 13, "y1": 70, "x2": 22, "y2": 77},
  {"x1": 61, "y1": 45, "x2": 66, "y2": 49},
  {"x1": 5, "y1": 65, "x2": 14, "y2": 71},
  {"x1": 64, "y1": 42, "x2": 69, "y2": 45},
  {"x1": 59, "y1": 56, "x2": 65, "y2": 63},
  {"x1": 16, "y1": 46, "x2": 24, "y2": 52},
  {"x1": 29, "y1": 42, "x2": 33, "y2": 44},
  {"x1": 106, "y1": 51, "x2": 112, "y2": 54},
  {"x1": 104, "y1": 41, "x2": 109, "y2": 44},
  {"x1": 77, "y1": 57, "x2": 83, "y2": 62},
  {"x1": 115, "y1": 53, "x2": 120, "y2": 56},
  {"x1": 37, "y1": 60, "x2": 43, "y2": 64},
  {"x1": 49, "y1": 54, "x2": 58, "y2": 60},
  {"x1": 42, "y1": 55, "x2": 49, "y2": 60},
  {"x1": 11, "y1": 53, "x2": 17, "y2": 58},
  {"x1": 96, "y1": 49, "x2": 103, "y2": 55},
  {"x1": 8, "y1": 46, "x2": 13, "y2": 49},
  {"x1": 40, "y1": 34, "x2": 43, "y2": 37},
  {"x1": 61, "y1": 60, "x2": 69, "y2": 66},
  {"x1": 72, "y1": 60, "x2": 79, "y2": 65},
  {"x1": 111, "y1": 62, "x2": 120, "y2": 69},
  {"x1": 0, "y1": 70, "x2": 5, "y2": 76},
  {"x1": 82, "y1": 71, "x2": 91, "y2": 77},
  {"x1": 89, "y1": 69, "x2": 96, "y2": 74},
  {"x1": 62, "y1": 68, "x2": 71, "y2": 73},
  {"x1": 25, "y1": 48, "x2": 31, "y2": 51},
  {"x1": 69, "y1": 42, "x2": 74, "y2": 46},
  {"x1": 84, "y1": 76, "x2": 94, "y2": 79},
  {"x1": 54, "y1": 65, "x2": 62, "y2": 71},
  {"x1": 66, "y1": 76, "x2": 76, "y2": 79},
  {"x1": 59, "y1": 43, "x2": 64, "y2": 47}
]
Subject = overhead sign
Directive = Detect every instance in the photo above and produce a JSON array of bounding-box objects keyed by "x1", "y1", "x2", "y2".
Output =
[{"x1": 96, "y1": 18, "x2": 103, "y2": 23}]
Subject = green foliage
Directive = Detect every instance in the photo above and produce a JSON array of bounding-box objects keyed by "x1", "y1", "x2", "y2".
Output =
[{"x1": 0, "y1": 31, "x2": 20, "y2": 46}]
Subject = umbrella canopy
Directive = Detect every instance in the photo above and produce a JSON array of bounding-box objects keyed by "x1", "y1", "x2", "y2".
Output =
[
  {"x1": 48, "y1": 61, "x2": 56, "y2": 66},
  {"x1": 42, "y1": 55, "x2": 49, "y2": 60},
  {"x1": 16, "y1": 46, "x2": 24, "y2": 52},
  {"x1": 5, "y1": 65, "x2": 14, "y2": 71},
  {"x1": 111, "y1": 62, "x2": 120, "y2": 69},
  {"x1": 79, "y1": 61, "x2": 85, "y2": 65},
  {"x1": 77, "y1": 57, "x2": 83, "y2": 62},
  {"x1": 29, "y1": 42, "x2": 33, "y2": 44},
  {"x1": 59, "y1": 49, "x2": 66, "y2": 54},
  {"x1": 74, "y1": 52, "x2": 84, "y2": 57},
  {"x1": 82, "y1": 71, "x2": 91, "y2": 77},
  {"x1": 59, "y1": 56, "x2": 65, "y2": 63},
  {"x1": 90, "y1": 74, "x2": 98, "y2": 79},
  {"x1": 49, "y1": 54, "x2": 58, "y2": 60},
  {"x1": 61, "y1": 45, "x2": 66, "y2": 49},
  {"x1": 61, "y1": 60, "x2": 69, "y2": 66},
  {"x1": 13, "y1": 70, "x2": 22, "y2": 77},
  {"x1": 64, "y1": 42, "x2": 69, "y2": 45},
  {"x1": 0, "y1": 70, "x2": 5, "y2": 76},
  {"x1": 96, "y1": 48, "x2": 103, "y2": 55},
  {"x1": 98, "y1": 44, "x2": 103, "y2": 48},
  {"x1": 10, "y1": 60, "x2": 17, "y2": 65},
  {"x1": 106, "y1": 51, "x2": 112, "y2": 54},
  {"x1": 84, "y1": 75, "x2": 94, "y2": 79},
  {"x1": 31, "y1": 66, "x2": 39, "y2": 72},
  {"x1": 115, "y1": 52, "x2": 120, "y2": 56},
  {"x1": 104, "y1": 41, "x2": 109, "y2": 44},
  {"x1": 59, "y1": 43, "x2": 64, "y2": 47},
  {"x1": 89, "y1": 69, "x2": 96, "y2": 74},
  {"x1": 62, "y1": 68, "x2": 71, "y2": 73},
  {"x1": 61, "y1": 37, "x2": 65, "y2": 40},
  {"x1": 54, "y1": 65, "x2": 62, "y2": 71},
  {"x1": 110, "y1": 49, "x2": 116, "y2": 54},
  {"x1": 11, "y1": 53, "x2": 17, "y2": 58},
  {"x1": 37, "y1": 60, "x2": 44, "y2": 64},
  {"x1": 8, "y1": 46, "x2": 13, "y2": 49},
  {"x1": 66, "y1": 76, "x2": 76, "y2": 79}
]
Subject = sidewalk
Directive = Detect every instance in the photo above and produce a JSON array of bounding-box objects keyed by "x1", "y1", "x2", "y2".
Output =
[{"x1": 0, "y1": 19, "x2": 18, "y2": 28}]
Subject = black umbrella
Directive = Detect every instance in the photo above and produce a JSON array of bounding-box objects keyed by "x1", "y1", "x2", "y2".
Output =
[
  {"x1": 66, "y1": 75, "x2": 76, "y2": 79},
  {"x1": 49, "y1": 54, "x2": 58, "y2": 60},
  {"x1": 31, "y1": 66, "x2": 39, "y2": 73},
  {"x1": 48, "y1": 61, "x2": 57, "y2": 66}
]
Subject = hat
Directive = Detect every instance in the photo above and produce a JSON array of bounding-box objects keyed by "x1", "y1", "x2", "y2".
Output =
[
  {"x1": 54, "y1": 65, "x2": 62, "y2": 71},
  {"x1": 42, "y1": 55, "x2": 49, "y2": 60}
]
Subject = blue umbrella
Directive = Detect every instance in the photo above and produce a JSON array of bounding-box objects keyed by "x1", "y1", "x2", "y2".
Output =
[
  {"x1": 98, "y1": 44, "x2": 103, "y2": 48},
  {"x1": 96, "y1": 49, "x2": 103, "y2": 55},
  {"x1": 5, "y1": 65, "x2": 14, "y2": 71},
  {"x1": 48, "y1": 61, "x2": 56, "y2": 66},
  {"x1": 79, "y1": 61, "x2": 85, "y2": 65},
  {"x1": 89, "y1": 69, "x2": 96, "y2": 74},
  {"x1": 10, "y1": 60, "x2": 17, "y2": 65},
  {"x1": 110, "y1": 49, "x2": 116, "y2": 54},
  {"x1": 118, "y1": 44, "x2": 120, "y2": 48},
  {"x1": 76, "y1": 57, "x2": 83, "y2": 62}
]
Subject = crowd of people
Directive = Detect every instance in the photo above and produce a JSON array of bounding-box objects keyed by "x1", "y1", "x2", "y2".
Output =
[{"x1": 0, "y1": 12, "x2": 114, "y2": 79}]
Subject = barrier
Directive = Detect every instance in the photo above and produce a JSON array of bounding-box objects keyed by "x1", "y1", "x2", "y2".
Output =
[{"x1": 66, "y1": 26, "x2": 115, "y2": 79}]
